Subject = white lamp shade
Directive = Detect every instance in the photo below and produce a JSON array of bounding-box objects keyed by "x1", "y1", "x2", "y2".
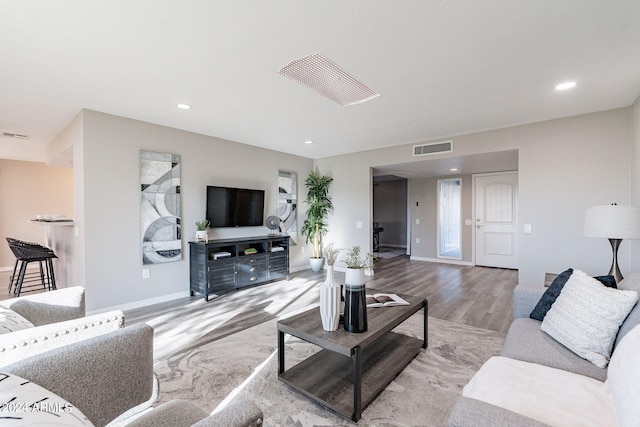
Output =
[{"x1": 583, "y1": 205, "x2": 640, "y2": 239}]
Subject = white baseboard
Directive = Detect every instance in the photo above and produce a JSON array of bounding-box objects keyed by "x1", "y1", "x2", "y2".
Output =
[
  {"x1": 88, "y1": 265, "x2": 310, "y2": 315},
  {"x1": 409, "y1": 256, "x2": 474, "y2": 267},
  {"x1": 289, "y1": 265, "x2": 310, "y2": 273},
  {"x1": 87, "y1": 291, "x2": 190, "y2": 316}
]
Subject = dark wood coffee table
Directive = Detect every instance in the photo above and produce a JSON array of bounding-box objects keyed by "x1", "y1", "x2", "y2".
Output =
[{"x1": 277, "y1": 289, "x2": 427, "y2": 421}]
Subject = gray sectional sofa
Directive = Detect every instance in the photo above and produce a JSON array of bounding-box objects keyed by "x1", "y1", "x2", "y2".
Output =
[
  {"x1": 448, "y1": 272, "x2": 640, "y2": 426},
  {"x1": 501, "y1": 273, "x2": 640, "y2": 381}
]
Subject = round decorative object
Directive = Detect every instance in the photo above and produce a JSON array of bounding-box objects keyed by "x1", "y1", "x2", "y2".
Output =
[{"x1": 265, "y1": 215, "x2": 280, "y2": 234}]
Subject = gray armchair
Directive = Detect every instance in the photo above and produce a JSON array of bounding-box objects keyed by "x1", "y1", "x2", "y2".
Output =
[
  {"x1": 3, "y1": 323, "x2": 263, "y2": 427},
  {"x1": 0, "y1": 286, "x2": 124, "y2": 367}
]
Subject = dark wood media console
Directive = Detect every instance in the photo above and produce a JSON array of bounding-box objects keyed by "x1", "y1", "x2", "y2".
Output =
[{"x1": 189, "y1": 235, "x2": 290, "y2": 301}]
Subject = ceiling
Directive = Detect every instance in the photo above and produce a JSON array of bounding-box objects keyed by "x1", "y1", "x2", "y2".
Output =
[
  {"x1": 1, "y1": 1, "x2": 639, "y2": 167},
  {"x1": 373, "y1": 149, "x2": 518, "y2": 180}
]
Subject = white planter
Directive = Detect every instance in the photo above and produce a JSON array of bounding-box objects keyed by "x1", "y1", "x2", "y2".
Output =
[
  {"x1": 345, "y1": 268, "x2": 365, "y2": 286},
  {"x1": 309, "y1": 257, "x2": 324, "y2": 272},
  {"x1": 320, "y1": 267, "x2": 340, "y2": 331},
  {"x1": 195, "y1": 230, "x2": 208, "y2": 242}
]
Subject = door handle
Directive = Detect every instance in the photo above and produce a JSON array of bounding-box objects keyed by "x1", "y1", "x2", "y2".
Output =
[{"x1": 476, "y1": 225, "x2": 483, "y2": 229}]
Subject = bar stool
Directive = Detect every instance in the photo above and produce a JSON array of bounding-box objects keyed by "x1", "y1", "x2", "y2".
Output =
[{"x1": 6, "y1": 237, "x2": 57, "y2": 297}]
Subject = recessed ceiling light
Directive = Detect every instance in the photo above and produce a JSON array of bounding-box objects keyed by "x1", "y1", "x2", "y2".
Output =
[
  {"x1": 304, "y1": 140, "x2": 314, "y2": 144},
  {"x1": 176, "y1": 103, "x2": 192, "y2": 110},
  {"x1": 555, "y1": 81, "x2": 576, "y2": 91},
  {"x1": 450, "y1": 168, "x2": 458, "y2": 172}
]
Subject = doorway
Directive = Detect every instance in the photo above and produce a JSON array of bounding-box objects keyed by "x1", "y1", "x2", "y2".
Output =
[
  {"x1": 474, "y1": 171, "x2": 518, "y2": 269},
  {"x1": 437, "y1": 178, "x2": 462, "y2": 259},
  {"x1": 372, "y1": 176, "x2": 408, "y2": 258}
]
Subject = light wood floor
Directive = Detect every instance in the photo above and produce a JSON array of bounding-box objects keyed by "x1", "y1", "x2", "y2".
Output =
[
  {"x1": 0, "y1": 268, "x2": 50, "y2": 299},
  {"x1": 129, "y1": 254, "x2": 517, "y2": 335},
  {"x1": 1, "y1": 254, "x2": 518, "y2": 335}
]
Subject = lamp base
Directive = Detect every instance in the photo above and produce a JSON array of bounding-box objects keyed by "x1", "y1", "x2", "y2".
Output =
[{"x1": 608, "y1": 238, "x2": 624, "y2": 284}]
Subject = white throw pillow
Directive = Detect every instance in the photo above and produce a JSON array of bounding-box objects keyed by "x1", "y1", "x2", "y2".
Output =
[
  {"x1": 0, "y1": 371, "x2": 93, "y2": 426},
  {"x1": 541, "y1": 269, "x2": 638, "y2": 368},
  {"x1": 0, "y1": 306, "x2": 34, "y2": 335}
]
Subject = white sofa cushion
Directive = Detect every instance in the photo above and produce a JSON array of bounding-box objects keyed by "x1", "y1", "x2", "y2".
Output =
[
  {"x1": 463, "y1": 356, "x2": 616, "y2": 427},
  {"x1": 607, "y1": 324, "x2": 640, "y2": 427},
  {"x1": 541, "y1": 268, "x2": 638, "y2": 368},
  {"x1": 0, "y1": 306, "x2": 34, "y2": 334},
  {"x1": 0, "y1": 371, "x2": 93, "y2": 426}
]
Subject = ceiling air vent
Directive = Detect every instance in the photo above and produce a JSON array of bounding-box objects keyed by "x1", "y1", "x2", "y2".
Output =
[
  {"x1": 279, "y1": 53, "x2": 380, "y2": 106},
  {"x1": 2, "y1": 131, "x2": 29, "y2": 139},
  {"x1": 413, "y1": 140, "x2": 453, "y2": 157}
]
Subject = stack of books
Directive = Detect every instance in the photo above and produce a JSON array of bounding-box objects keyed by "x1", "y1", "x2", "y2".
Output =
[{"x1": 211, "y1": 251, "x2": 231, "y2": 260}]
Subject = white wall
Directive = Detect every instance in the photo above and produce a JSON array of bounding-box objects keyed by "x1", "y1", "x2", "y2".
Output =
[
  {"x1": 631, "y1": 96, "x2": 640, "y2": 262},
  {"x1": 77, "y1": 110, "x2": 313, "y2": 311},
  {"x1": 59, "y1": 104, "x2": 637, "y2": 310},
  {"x1": 317, "y1": 107, "x2": 633, "y2": 286}
]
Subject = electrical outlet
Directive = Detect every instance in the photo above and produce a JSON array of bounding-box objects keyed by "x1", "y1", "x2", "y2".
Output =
[
  {"x1": 415, "y1": 218, "x2": 420, "y2": 225},
  {"x1": 301, "y1": 246, "x2": 305, "y2": 254},
  {"x1": 142, "y1": 268, "x2": 150, "y2": 279},
  {"x1": 356, "y1": 221, "x2": 363, "y2": 229},
  {"x1": 416, "y1": 237, "x2": 421, "y2": 244}
]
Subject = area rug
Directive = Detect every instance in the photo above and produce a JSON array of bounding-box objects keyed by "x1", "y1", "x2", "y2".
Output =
[{"x1": 213, "y1": 314, "x2": 505, "y2": 426}]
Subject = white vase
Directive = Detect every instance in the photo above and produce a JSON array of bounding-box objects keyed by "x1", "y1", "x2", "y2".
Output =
[{"x1": 320, "y1": 266, "x2": 340, "y2": 331}]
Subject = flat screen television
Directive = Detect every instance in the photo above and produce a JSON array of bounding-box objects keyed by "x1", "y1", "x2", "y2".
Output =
[{"x1": 206, "y1": 186, "x2": 265, "y2": 227}]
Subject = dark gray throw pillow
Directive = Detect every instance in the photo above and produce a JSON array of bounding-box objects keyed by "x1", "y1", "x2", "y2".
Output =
[
  {"x1": 530, "y1": 268, "x2": 574, "y2": 321},
  {"x1": 529, "y1": 268, "x2": 617, "y2": 321},
  {"x1": 594, "y1": 275, "x2": 617, "y2": 289}
]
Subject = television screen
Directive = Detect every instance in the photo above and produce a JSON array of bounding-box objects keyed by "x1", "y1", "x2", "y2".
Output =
[{"x1": 206, "y1": 186, "x2": 265, "y2": 227}]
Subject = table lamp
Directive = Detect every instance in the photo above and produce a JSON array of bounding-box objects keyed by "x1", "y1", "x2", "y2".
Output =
[{"x1": 583, "y1": 204, "x2": 640, "y2": 283}]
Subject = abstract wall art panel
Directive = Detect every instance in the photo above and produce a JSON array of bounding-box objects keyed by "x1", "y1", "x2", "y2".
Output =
[
  {"x1": 278, "y1": 170, "x2": 297, "y2": 245},
  {"x1": 140, "y1": 150, "x2": 182, "y2": 264}
]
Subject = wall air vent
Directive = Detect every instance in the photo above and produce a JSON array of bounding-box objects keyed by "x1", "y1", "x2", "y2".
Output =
[
  {"x1": 413, "y1": 140, "x2": 453, "y2": 157},
  {"x1": 2, "y1": 131, "x2": 29, "y2": 139},
  {"x1": 279, "y1": 53, "x2": 380, "y2": 106}
]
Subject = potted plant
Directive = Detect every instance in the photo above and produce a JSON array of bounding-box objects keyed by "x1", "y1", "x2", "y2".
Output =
[
  {"x1": 195, "y1": 219, "x2": 209, "y2": 242},
  {"x1": 301, "y1": 170, "x2": 333, "y2": 272},
  {"x1": 343, "y1": 245, "x2": 375, "y2": 285}
]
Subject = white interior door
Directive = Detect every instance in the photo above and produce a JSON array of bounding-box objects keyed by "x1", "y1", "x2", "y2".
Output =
[{"x1": 475, "y1": 172, "x2": 518, "y2": 269}]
